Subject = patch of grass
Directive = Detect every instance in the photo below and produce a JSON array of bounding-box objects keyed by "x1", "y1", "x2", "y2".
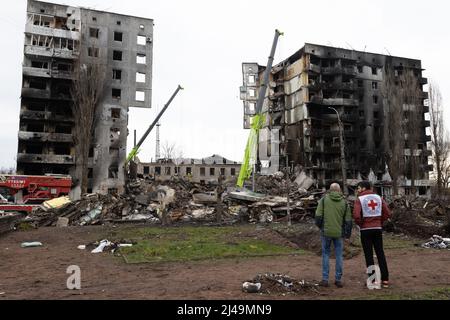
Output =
[
  {"x1": 111, "y1": 225, "x2": 303, "y2": 264},
  {"x1": 351, "y1": 287, "x2": 450, "y2": 300}
]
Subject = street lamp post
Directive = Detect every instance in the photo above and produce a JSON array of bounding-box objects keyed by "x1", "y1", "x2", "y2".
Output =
[{"x1": 328, "y1": 107, "x2": 348, "y2": 195}]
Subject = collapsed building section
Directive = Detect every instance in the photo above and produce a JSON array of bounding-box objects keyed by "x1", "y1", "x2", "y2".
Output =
[
  {"x1": 240, "y1": 43, "x2": 432, "y2": 196},
  {"x1": 18, "y1": 0, "x2": 153, "y2": 197}
]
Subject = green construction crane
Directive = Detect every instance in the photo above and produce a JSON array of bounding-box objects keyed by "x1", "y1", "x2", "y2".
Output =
[{"x1": 237, "y1": 29, "x2": 283, "y2": 188}]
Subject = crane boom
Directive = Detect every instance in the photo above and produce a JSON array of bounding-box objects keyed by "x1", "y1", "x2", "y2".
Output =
[{"x1": 127, "y1": 85, "x2": 184, "y2": 163}]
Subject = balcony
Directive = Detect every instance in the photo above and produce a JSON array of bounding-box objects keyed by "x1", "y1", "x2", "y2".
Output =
[
  {"x1": 21, "y1": 87, "x2": 51, "y2": 99},
  {"x1": 17, "y1": 153, "x2": 75, "y2": 165},
  {"x1": 23, "y1": 66, "x2": 51, "y2": 78},
  {"x1": 25, "y1": 24, "x2": 80, "y2": 41},
  {"x1": 18, "y1": 131, "x2": 73, "y2": 143},
  {"x1": 322, "y1": 66, "x2": 357, "y2": 76},
  {"x1": 422, "y1": 120, "x2": 431, "y2": 127},
  {"x1": 20, "y1": 110, "x2": 74, "y2": 122},
  {"x1": 322, "y1": 163, "x2": 342, "y2": 170},
  {"x1": 24, "y1": 45, "x2": 79, "y2": 60},
  {"x1": 423, "y1": 135, "x2": 432, "y2": 142},
  {"x1": 322, "y1": 82, "x2": 357, "y2": 91},
  {"x1": 420, "y1": 77, "x2": 428, "y2": 85},
  {"x1": 306, "y1": 63, "x2": 321, "y2": 73},
  {"x1": 323, "y1": 98, "x2": 359, "y2": 106}
]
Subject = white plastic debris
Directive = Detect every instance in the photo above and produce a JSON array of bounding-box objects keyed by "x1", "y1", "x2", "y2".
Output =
[
  {"x1": 242, "y1": 282, "x2": 261, "y2": 293},
  {"x1": 77, "y1": 245, "x2": 86, "y2": 250},
  {"x1": 21, "y1": 242, "x2": 43, "y2": 248},
  {"x1": 421, "y1": 235, "x2": 450, "y2": 249},
  {"x1": 118, "y1": 244, "x2": 133, "y2": 248},
  {"x1": 91, "y1": 239, "x2": 112, "y2": 253}
]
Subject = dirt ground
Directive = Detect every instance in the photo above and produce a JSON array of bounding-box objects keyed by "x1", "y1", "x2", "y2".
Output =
[{"x1": 0, "y1": 225, "x2": 449, "y2": 300}]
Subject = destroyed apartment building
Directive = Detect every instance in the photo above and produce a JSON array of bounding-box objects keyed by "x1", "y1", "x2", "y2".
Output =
[
  {"x1": 240, "y1": 43, "x2": 433, "y2": 196},
  {"x1": 17, "y1": 0, "x2": 153, "y2": 197},
  {"x1": 137, "y1": 154, "x2": 241, "y2": 184}
]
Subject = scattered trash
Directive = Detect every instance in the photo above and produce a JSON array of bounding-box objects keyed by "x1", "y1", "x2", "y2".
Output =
[
  {"x1": 91, "y1": 239, "x2": 113, "y2": 253},
  {"x1": 243, "y1": 273, "x2": 320, "y2": 295},
  {"x1": 21, "y1": 242, "x2": 43, "y2": 248},
  {"x1": 77, "y1": 245, "x2": 86, "y2": 250},
  {"x1": 421, "y1": 235, "x2": 450, "y2": 249}
]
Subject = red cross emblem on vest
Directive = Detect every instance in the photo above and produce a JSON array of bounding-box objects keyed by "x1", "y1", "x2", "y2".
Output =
[{"x1": 368, "y1": 199, "x2": 378, "y2": 211}]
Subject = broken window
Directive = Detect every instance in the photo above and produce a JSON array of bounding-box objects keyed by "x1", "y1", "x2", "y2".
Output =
[
  {"x1": 54, "y1": 144, "x2": 71, "y2": 155},
  {"x1": 26, "y1": 144, "x2": 43, "y2": 154},
  {"x1": 108, "y1": 166, "x2": 118, "y2": 179},
  {"x1": 210, "y1": 168, "x2": 215, "y2": 176},
  {"x1": 57, "y1": 63, "x2": 71, "y2": 71},
  {"x1": 89, "y1": 28, "x2": 99, "y2": 38},
  {"x1": 200, "y1": 167, "x2": 206, "y2": 176},
  {"x1": 248, "y1": 102, "x2": 256, "y2": 113},
  {"x1": 136, "y1": 91, "x2": 145, "y2": 102},
  {"x1": 112, "y1": 88, "x2": 121, "y2": 100},
  {"x1": 371, "y1": 67, "x2": 377, "y2": 75},
  {"x1": 114, "y1": 31, "x2": 123, "y2": 42},
  {"x1": 31, "y1": 61, "x2": 49, "y2": 69},
  {"x1": 359, "y1": 94, "x2": 364, "y2": 103},
  {"x1": 373, "y1": 111, "x2": 379, "y2": 119},
  {"x1": 174, "y1": 167, "x2": 179, "y2": 174},
  {"x1": 92, "y1": 17, "x2": 97, "y2": 22},
  {"x1": 137, "y1": 53, "x2": 146, "y2": 64},
  {"x1": 220, "y1": 168, "x2": 225, "y2": 176},
  {"x1": 117, "y1": 21, "x2": 121, "y2": 26},
  {"x1": 111, "y1": 108, "x2": 121, "y2": 119},
  {"x1": 55, "y1": 124, "x2": 72, "y2": 134},
  {"x1": 89, "y1": 147, "x2": 94, "y2": 157},
  {"x1": 372, "y1": 82, "x2": 378, "y2": 90},
  {"x1": 248, "y1": 75, "x2": 255, "y2": 84},
  {"x1": 186, "y1": 167, "x2": 192, "y2": 175},
  {"x1": 113, "y1": 50, "x2": 123, "y2": 61},
  {"x1": 143, "y1": 166, "x2": 149, "y2": 174},
  {"x1": 28, "y1": 103, "x2": 46, "y2": 111},
  {"x1": 248, "y1": 89, "x2": 256, "y2": 97},
  {"x1": 88, "y1": 168, "x2": 93, "y2": 178},
  {"x1": 155, "y1": 167, "x2": 161, "y2": 175},
  {"x1": 357, "y1": 66, "x2": 363, "y2": 73},
  {"x1": 359, "y1": 110, "x2": 364, "y2": 117},
  {"x1": 29, "y1": 79, "x2": 47, "y2": 90},
  {"x1": 27, "y1": 123, "x2": 45, "y2": 132},
  {"x1": 357, "y1": 80, "x2": 363, "y2": 88},
  {"x1": 137, "y1": 35, "x2": 146, "y2": 45},
  {"x1": 165, "y1": 167, "x2": 171, "y2": 175},
  {"x1": 112, "y1": 69, "x2": 122, "y2": 80},
  {"x1": 136, "y1": 72, "x2": 146, "y2": 83},
  {"x1": 88, "y1": 47, "x2": 99, "y2": 57},
  {"x1": 139, "y1": 24, "x2": 145, "y2": 30},
  {"x1": 231, "y1": 168, "x2": 236, "y2": 176},
  {"x1": 372, "y1": 95, "x2": 378, "y2": 104}
]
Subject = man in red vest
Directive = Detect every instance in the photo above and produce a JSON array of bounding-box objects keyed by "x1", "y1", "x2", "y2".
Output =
[{"x1": 353, "y1": 181, "x2": 391, "y2": 288}]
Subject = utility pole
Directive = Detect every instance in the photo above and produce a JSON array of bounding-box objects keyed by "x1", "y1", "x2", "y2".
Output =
[{"x1": 328, "y1": 107, "x2": 348, "y2": 194}]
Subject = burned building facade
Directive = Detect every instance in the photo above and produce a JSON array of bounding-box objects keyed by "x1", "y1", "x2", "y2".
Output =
[
  {"x1": 240, "y1": 43, "x2": 432, "y2": 195},
  {"x1": 18, "y1": 0, "x2": 153, "y2": 196}
]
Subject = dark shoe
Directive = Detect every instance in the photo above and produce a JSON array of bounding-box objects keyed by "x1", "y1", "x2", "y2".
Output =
[
  {"x1": 319, "y1": 280, "x2": 329, "y2": 287},
  {"x1": 335, "y1": 280, "x2": 344, "y2": 288}
]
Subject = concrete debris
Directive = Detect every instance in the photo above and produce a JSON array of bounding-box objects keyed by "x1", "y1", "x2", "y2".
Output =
[
  {"x1": 82, "y1": 239, "x2": 134, "y2": 254},
  {"x1": 243, "y1": 273, "x2": 320, "y2": 295},
  {"x1": 421, "y1": 235, "x2": 450, "y2": 249}
]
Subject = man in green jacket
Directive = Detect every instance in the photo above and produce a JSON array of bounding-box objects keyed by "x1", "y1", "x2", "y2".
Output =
[{"x1": 315, "y1": 183, "x2": 352, "y2": 288}]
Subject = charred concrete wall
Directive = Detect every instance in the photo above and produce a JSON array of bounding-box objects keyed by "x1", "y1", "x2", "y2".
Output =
[
  {"x1": 241, "y1": 43, "x2": 432, "y2": 190},
  {"x1": 18, "y1": 0, "x2": 153, "y2": 198}
]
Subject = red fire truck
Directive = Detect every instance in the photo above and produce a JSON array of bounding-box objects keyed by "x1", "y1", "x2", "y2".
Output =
[{"x1": 0, "y1": 174, "x2": 72, "y2": 213}]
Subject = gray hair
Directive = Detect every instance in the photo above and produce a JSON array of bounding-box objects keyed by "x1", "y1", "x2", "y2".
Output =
[{"x1": 329, "y1": 183, "x2": 341, "y2": 192}]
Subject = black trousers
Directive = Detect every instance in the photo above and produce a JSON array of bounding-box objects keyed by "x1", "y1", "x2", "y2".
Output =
[{"x1": 360, "y1": 229, "x2": 389, "y2": 281}]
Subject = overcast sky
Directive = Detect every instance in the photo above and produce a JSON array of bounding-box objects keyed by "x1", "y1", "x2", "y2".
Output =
[{"x1": 1, "y1": 0, "x2": 449, "y2": 169}]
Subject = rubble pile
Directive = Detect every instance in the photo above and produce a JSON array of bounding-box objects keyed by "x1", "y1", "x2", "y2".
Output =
[
  {"x1": 420, "y1": 235, "x2": 450, "y2": 249},
  {"x1": 386, "y1": 197, "x2": 450, "y2": 238},
  {"x1": 242, "y1": 273, "x2": 320, "y2": 295},
  {"x1": 0, "y1": 212, "x2": 22, "y2": 235}
]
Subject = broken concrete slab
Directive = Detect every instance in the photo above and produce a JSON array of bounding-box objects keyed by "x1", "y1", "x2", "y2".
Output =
[{"x1": 56, "y1": 217, "x2": 69, "y2": 227}]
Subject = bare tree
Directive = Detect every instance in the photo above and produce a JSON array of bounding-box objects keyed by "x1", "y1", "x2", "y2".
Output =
[
  {"x1": 382, "y1": 65, "x2": 405, "y2": 195},
  {"x1": 161, "y1": 141, "x2": 176, "y2": 160},
  {"x1": 429, "y1": 82, "x2": 449, "y2": 196},
  {"x1": 71, "y1": 59, "x2": 105, "y2": 194},
  {"x1": 0, "y1": 167, "x2": 15, "y2": 174},
  {"x1": 172, "y1": 149, "x2": 184, "y2": 176},
  {"x1": 401, "y1": 69, "x2": 422, "y2": 194}
]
